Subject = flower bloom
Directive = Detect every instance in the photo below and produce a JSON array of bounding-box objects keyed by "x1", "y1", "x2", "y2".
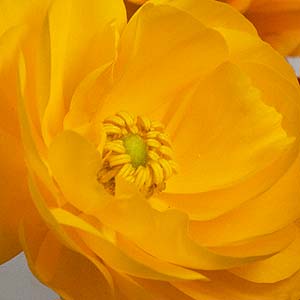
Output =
[
  {"x1": 127, "y1": 0, "x2": 300, "y2": 56},
  {"x1": 1, "y1": 0, "x2": 300, "y2": 300}
]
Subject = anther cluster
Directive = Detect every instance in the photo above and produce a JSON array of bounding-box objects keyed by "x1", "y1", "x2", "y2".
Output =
[{"x1": 98, "y1": 111, "x2": 177, "y2": 196}]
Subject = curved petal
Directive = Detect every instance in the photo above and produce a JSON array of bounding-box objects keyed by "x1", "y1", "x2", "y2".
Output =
[
  {"x1": 245, "y1": 0, "x2": 300, "y2": 56},
  {"x1": 0, "y1": 24, "x2": 35, "y2": 264},
  {"x1": 154, "y1": 0, "x2": 256, "y2": 35},
  {"x1": 225, "y1": 0, "x2": 252, "y2": 12},
  {"x1": 98, "y1": 2, "x2": 229, "y2": 121},
  {"x1": 50, "y1": 207, "x2": 207, "y2": 281},
  {"x1": 41, "y1": 0, "x2": 127, "y2": 145},
  {"x1": 0, "y1": 129, "x2": 31, "y2": 264},
  {"x1": 20, "y1": 208, "x2": 115, "y2": 300},
  {"x1": 63, "y1": 62, "x2": 114, "y2": 145},
  {"x1": 230, "y1": 228, "x2": 300, "y2": 283},
  {"x1": 158, "y1": 28, "x2": 300, "y2": 219},
  {"x1": 189, "y1": 153, "x2": 300, "y2": 246},
  {"x1": 208, "y1": 224, "x2": 298, "y2": 258},
  {"x1": 173, "y1": 268, "x2": 300, "y2": 300},
  {"x1": 97, "y1": 180, "x2": 267, "y2": 270},
  {"x1": 166, "y1": 62, "x2": 293, "y2": 194},
  {"x1": 48, "y1": 131, "x2": 112, "y2": 214}
]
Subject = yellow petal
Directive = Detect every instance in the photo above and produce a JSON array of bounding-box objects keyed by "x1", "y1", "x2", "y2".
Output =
[
  {"x1": 166, "y1": 62, "x2": 293, "y2": 194},
  {"x1": 48, "y1": 131, "x2": 112, "y2": 214},
  {"x1": 98, "y1": 2, "x2": 229, "y2": 121},
  {"x1": 245, "y1": 0, "x2": 300, "y2": 56},
  {"x1": 209, "y1": 224, "x2": 298, "y2": 258},
  {"x1": 0, "y1": 129, "x2": 31, "y2": 264},
  {"x1": 98, "y1": 180, "x2": 266, "y2": 270},
  {"x1": 0, "y1": 26, "x2": 26, "y2": 137},
  {"x1": 41, "y1": 0, "x2": 127, "y2": 145},
  {"x1": 64, "y1": 62, "x2": 114, "y2": 145},
  {"x1": 0, "y1": 23, "x2": 32, "y2": 264},
  {"x1": 230, "y1": 228, "x2": 300, "y2": 283},
  {"x1": 173, "y1": 267, "x2": 300, "y2": 300},
  {"x1": 0, "y1": 0, "x2": 48, "y2": 37},
  {"x1": 189, "y1": 153, "x2": 300, "y2": 247},
  {"x1": 154, "y1": 0, "x2": 256, "y2": 35},
  {"x1": 20, "y1": 208, "x2": 115, "y2": 300},
  {"x1": 134, "y1": 278, "x2": 197, "y2": 300},
  {"x1": 51, "y1": 207, "x2": 207, "y2": 281},
  {"x1": 224, "y1": 0, "x2": 252, "y2": 12},
  {"x1": 113, "y1": 272, "x2": 158, "y2": 300}
]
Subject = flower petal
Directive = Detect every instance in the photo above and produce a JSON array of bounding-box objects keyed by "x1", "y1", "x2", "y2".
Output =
[
  {"x1": 48, "y1": 131, "x2": 111, "y2": 214},
  {"x1": 41, "y1": 0, "x2": 127, "y2": 144},
  {"x1": 245, "y1": 0, "x2": 300, "y2": 56},
  {"x1": 166, "y1": 62, "x2": 293, "y2": 194},
  {"x1": 98, "y1": 2, "x2": 229, "y2": 120},
  {"x1": 154, "y1": 0, "x2": 256, "y2": 35},
  {"x1": 230, "y1": 228, "x2": 300, "y2": 283},
  {"x1": 173, "y1": 267, "x2": 300, "y2": 300},
  {"x1": 0, "y1": 129, "x2": 31, "y2": 264},
  {"x1": 98, "y1": 180, "x2": 267, "y2": 270},
  {"x1": 0, "y1": 24, "x2": 34, "y2": 264},
  {"x1": 64, "y1": 62, "x2": 114, "y2": 145},
  {"x1": 50, "y1": 207, "x2": 208, "y2": 281},
  {"x1": 20, "y1": 208, "x2": 115, "y2": 300},
  {"x1": 189, "y1": 153, "x2": 300, "y2": 246},
  {"x1": 208, "y1": 224, "x2": 298, "y2": 258}
]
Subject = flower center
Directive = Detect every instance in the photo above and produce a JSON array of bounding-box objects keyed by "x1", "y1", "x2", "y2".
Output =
[{"x1": 97, "y1": 111, "x2": 177, "y2": 197}]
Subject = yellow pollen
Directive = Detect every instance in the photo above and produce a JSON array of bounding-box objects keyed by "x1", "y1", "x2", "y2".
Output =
[{"x1": 98, "y1": 111, "x2": 177, "y2": 196}]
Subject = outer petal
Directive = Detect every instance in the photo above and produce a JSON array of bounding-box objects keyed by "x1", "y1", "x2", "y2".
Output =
[
  {"x1": 0, "y1": 129, "x2": 31, "y2": 264},
  {"x1": 20, "y1": 208, "x2": 114, "y2": 300},
  {"x1": 50, "y1": 207, "x2": 208, "y2": 281},
  {"x1": 0, "y1": 1, "x2": 49, "y2": 264},
  {"x1": 245, "y1": 0, "x2": 300, "y2": 56},
  {"x1": 153, "y1": 0, "x2": 257, "y2": 35},
  {"x1": 40, "y1": 0, "x2": 127, "y2": 144}
]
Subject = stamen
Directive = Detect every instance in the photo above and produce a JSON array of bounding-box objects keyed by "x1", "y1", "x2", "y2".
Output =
[{"x1": 98, "y1": 111, "x2": 177, "y2": 196}]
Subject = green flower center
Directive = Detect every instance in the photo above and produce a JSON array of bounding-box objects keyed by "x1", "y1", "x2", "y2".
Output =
[{"x1": 123, "y1": 134, "x2": 147, "y2": 168}]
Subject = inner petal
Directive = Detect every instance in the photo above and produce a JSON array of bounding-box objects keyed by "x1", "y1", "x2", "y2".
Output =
[{"x1": 166, "y1": 62, "x2": 294, "y2": 194}]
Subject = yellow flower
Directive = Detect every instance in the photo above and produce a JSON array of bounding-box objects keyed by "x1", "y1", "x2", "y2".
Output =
[
  {"x1": 127, "y1": 0, "x2": 300, "y2": 56},
  {"x1": 1, "y1": 0, "x2": 300, "y2": 299}
]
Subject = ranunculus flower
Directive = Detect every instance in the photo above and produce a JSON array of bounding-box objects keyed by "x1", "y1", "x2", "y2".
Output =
[
  {"x1": 1, "y1": 0, "x2": 300, "y2": 299},
  {"x1": 127, "y1": 0, "x2": 300, "y2": 56}
]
